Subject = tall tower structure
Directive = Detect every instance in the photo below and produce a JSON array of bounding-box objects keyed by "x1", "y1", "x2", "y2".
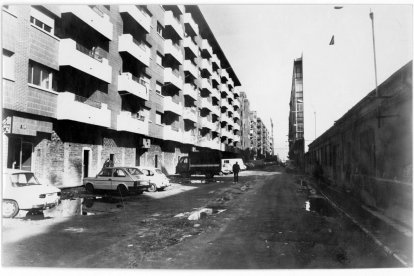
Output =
[{"x1": 288, "y1": 56, "x2": 304, "y2": 168}]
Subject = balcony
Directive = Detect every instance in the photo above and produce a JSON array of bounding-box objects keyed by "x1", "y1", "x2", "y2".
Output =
[
  {"x1": 164, "y1": 39, "x2": 184, "y2": 64},
  {"x1": 163, "y1": 97, "x2": 182, "y2": 115},
  {"x1": 211, "y1": 88, "x2": 220, "y2": 100},
  {"x1": 183, "y1": 36, "x2": 199, "y2": 58},
  {"x1": 201, "y1": 117, "x2": 215, "y2": 130},
  {"x1": 118, "y1": 73, "x2": 149, "y2": 101},
  {"x1": 220, "y1": 69, "x2": 229, "y2": 82},
  {"x1": 60, "y1": 5, "x2": 113, "y2": 40},
  {"x1": 163, "y1": 125, "x2": 182, "y2": 142},
  {"x1": 199, "y1": 137, "x2": 214, "y2": 149},
  {"x1": 201, "y1": 59, "x2": 213, "y2": 76},
  {"x1": 183, "y1": 131, "x2": 197, "y2": 145},
  {"x1": 56, "y1": 92, "x2": 110, "y2": 128},
  {"x1": 233, "y1": 123, "x2": 240, "y2": 131},
  {"x1": 220, "y1": 84, "x2": 229, "y2": 95},
  {"x1": 211, "y1": 105, "x2": 220, "y2": 116},
  {"x1": 201, "y1": 78, "x2": 212, "y2": 93},
  {"x1": 59, "y1": 38, "x2": 112, "y2": 83},
  {"x1": 220, "y1": 98, "x2": 231, "y2": 110},
  {"x1": 211, "y1": 139, "x2": 221, "y2": 150},
  {"x1": 183, "y1": 60, "x2": 198, "y2": 79},
  {"x1": 211, "y1": 71, "x2": 220, "y2": 86},
  {"x1": 183, "y1": 107, "x2": 197, "y2": 122},
  {"x1": 119, "y1": 5, "x2": 151, "y2": 33},
  {"x1": 212, "y1": 54, "x2": 221, "y2": 69},
  {"x1": 164, "y1": 68, "x2": 183, "y2": 90},
  {"x1": 233, "y1": 86, "x2": 240, "y2": 97},
  {"x1": 233, "y1": 111, "x2": 240, "y2": 120},
  {"x1": 200, "y1": 97, "x2": 213, "y2": 112},
  {"x1": 183, "y1": 13, "x2": 199, "y2": 36},
  {"x1": 164, "y1": 11, "x2": 184, "y2": 39},
  {"x1": 233, "y1": 98, "x2": 241, "y2": 109},
  {"x1": 118, "y1": 34, "x2": 150, "y2": 67},
  {"x1": 233, "y1": 135, "x2": 240, "y2": 142},
  {"x1": 115, "y1": 110, "x2": 149, "y2": 135},
  {"x1": 183, "y1": 83, "x2": 198, "y2": 100},
  {"x1": 227, "y1": 78, "x2": 234, "y2": 89},
  {"x1": 201, "y1": 39, "x2": 213, "y2": 57}
]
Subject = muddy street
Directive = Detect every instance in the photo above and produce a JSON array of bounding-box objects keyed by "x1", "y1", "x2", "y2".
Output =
[{"x1": 1, "y1": 166, "x2": 403, "y2": 268}]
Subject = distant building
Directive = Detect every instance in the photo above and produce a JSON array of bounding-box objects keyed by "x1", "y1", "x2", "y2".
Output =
[
  {"x1": 239, "y1": 91, "x2": 251, "y2": 150},
  {"x1": 288, "y1": 57, "x2": 304, "y2": 168}
]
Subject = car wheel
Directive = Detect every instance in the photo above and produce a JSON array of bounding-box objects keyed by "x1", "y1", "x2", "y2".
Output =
[
  {"x1": 3, "y1": 199, "x2": 19, "y2": 218},
  {"x1": 148, "y1": 183, "x2": 157, "y2": 193},
  {"x1": 85, "y1": 183, "x2": 94, "y2": 194},
  {"x1": 117, "y1": 185, "x2": 129, "y2": 196}
]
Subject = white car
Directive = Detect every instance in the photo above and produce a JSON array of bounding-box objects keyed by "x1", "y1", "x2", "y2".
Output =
[
  {"x1": 136, "y1": 167, "x2": 170, "y2": 192},
  {"x1": 2, "y1": 169, "x2": 61, "y2": 218}
]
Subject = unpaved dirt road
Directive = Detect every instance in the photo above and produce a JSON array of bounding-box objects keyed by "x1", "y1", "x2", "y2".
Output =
[{"x1": 2, "y1": 166, "x2": 401, "y2": 268}]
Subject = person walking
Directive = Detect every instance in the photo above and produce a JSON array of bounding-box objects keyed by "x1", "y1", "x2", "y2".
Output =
[{"x1": 232, "y1": 162, "x2": 240, "y2": 183}]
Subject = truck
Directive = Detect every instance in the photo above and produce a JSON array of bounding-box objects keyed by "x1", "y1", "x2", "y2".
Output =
[
  {"x1": 176, "y1": 151, "x2": 222, "y2": 178},
  {"x1": 176, "y1": 152, "x2": 246, "y2": 178}
]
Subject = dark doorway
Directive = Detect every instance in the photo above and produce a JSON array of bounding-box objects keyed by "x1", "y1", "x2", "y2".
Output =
[
  {"x1": 83, "y1": 149, "x2": 90, "y2": 178},
  {"x1": 155, "y1": 154, "x2": 158, "y2": 168},
  {"x1": 21, "y1": 142, "x2": 33, "y2": 171}
]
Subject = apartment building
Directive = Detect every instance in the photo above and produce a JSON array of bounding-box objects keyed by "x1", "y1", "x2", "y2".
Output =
[
  {"x1": 288, "y1": 56, "x2": 304, "y2": 168},
  {"x1": 2, "y1": 4, "x2": 243, "y2": 187},
  {"x1": 238, "y1": 90, "x2": 250, "y2": 150}
]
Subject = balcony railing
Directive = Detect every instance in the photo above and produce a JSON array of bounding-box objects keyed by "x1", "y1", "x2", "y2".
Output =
[
  {"x1": 60, "y1": 5, "x2": 113, "y2": 40},
  {"x1": 118, "y1": 5, "x2": 151, "y2": 33},
  {"x1": 165, "y1": 39, "x2": 183, "y2": 64},
  {"x1": 164, "y1": 11, "x2": 184, "y2": 39},
  {"x1": 116, "y1": 110, "x2": 149, "y2": 135},
  {"x1": 57, "y1": 92, "x2": 111, "y2": 128},
  {"x1": 201, "y1": 59, "x2": 212, "y2": 75},
  {"x1": 201, "y1": 39, "x2": 213, "y2": 57},
  {"x1": 201, "y1": 78, "x2": 212, "y2": 93},
  {"x1": 164, "y1": 68, "x2": 184, "y2": 90},
  {"x1": 183, "y1": 83, "x2": 198, "y2": 100},
  {"x1": 183, "y1": 13, "x2": 199, "y2": 36},
  {"x1": 118, "y1": 73, "x2": 149, "y2": 101},
  {"x1": 183, "y1": 36, "x2": 199, "y2": 57},
  {"x1": 59, "y1": 38, "x2": 112, "y2": 83},
  {"x1": 118, "y1": 34, "x2": 150, "y2": 67},
  {"x1": 183, "y1": 60, "x2": 198, "y2": 79}
]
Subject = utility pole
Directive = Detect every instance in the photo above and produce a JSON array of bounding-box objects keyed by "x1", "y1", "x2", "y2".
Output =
[{"x1": 370, "y1": 10, "x2": 379, "y2": 98}]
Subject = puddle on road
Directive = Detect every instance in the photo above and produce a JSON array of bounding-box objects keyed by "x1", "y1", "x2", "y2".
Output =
[
  {"x1": 305, "y1": 196, "x2": 338, "y2": 217},
  {"x1": 22, "y1": 196, "x2": 124, "y2": 220}
]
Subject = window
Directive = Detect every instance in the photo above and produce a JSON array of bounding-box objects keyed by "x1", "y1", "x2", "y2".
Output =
[
  {"x1": 3, "y1": 50, "x2": 15, "y2": 81},
  {"x1": 98, "y1": 168, "x2": 112, "y2": 177},
  {"x1": 30, "y1": 7, "x2": 54, "y2": 34},
  {"x1": 157, "y1": 22, "x2": 163, "y2": 36},
  {"x1": 28, "y1": 61, "x2": 57, "y2": 91},
  {"x1": 156, "y1": 53, "x2": 163, "y2": 66},
  {"x1": 156, "y1": 82, "x2": 162, "y2": 94},
  {"x1": 155, "y1": 112, "x2": 162, "y2": 125},
  {"x1": 114, "y1": 169, "x2": 126, "y2": 177}
]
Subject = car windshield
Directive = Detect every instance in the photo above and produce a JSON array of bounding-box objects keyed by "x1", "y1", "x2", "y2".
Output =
[
  {"x1": 125, "y1": 168, "x2": 143, "y2": 175},
  {"x1": 10, "y1": 173, "x2": 41, "y2": 187},
  {"x1": 155, "y1": 169, "x2": 163, "y2": 175}
]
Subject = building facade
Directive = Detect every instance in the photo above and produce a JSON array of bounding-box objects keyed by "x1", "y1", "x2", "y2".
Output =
[
  {"x1": 2, "y1": 4, "x2": 245, "y2": 187},
  {"x1": 305, "y1": 61, "x2": 412, "y2": 227},
  {"x1": 239, "y1": 90, "x2": 250, "y2": 150},
  {"x1": 288, "y1": 57, "x2": 304, "y2": 168}
]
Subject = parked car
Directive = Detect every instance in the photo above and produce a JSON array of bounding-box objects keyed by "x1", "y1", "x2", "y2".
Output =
[
  {"x1": 2, "y1": 169, "x2": 61, "y2": 218},
  {"x1": 136, "y1": 166, "x2": 170, "y2": 192},
  {"x1": 83, "y1": 167, "x2": 150, "y2": 195}
]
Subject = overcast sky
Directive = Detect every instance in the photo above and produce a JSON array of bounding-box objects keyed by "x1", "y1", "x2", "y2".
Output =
[{"x1": 200, "y1": 4, "x2": 412, "y2": 160}]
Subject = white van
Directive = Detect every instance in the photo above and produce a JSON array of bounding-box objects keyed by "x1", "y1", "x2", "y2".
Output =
[{"x1": 221, "y1": 158, "x2": 247, "y2": 174}]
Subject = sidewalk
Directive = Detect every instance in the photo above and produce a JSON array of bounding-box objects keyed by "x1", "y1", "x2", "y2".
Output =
[{"x1": 303, "y1": 175, "x2": 413, "y2": 267}]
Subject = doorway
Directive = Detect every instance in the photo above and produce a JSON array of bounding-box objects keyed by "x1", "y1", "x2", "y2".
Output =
[{"x1": 83, "y1": 149, "x2": 91, "y2": 178}]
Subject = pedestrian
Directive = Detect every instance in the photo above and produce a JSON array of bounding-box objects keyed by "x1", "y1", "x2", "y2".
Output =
[
  {"x1": 233, "y1": 161, "x2": 240, "y2": 183},
  {"x1": 103, "y1": 158, "x2": 114, "y2": 168}
]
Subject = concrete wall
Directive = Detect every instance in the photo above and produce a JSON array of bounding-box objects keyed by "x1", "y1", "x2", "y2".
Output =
[{"x1": 305, "y1": 61, "x2": 412, "y2": 226}]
